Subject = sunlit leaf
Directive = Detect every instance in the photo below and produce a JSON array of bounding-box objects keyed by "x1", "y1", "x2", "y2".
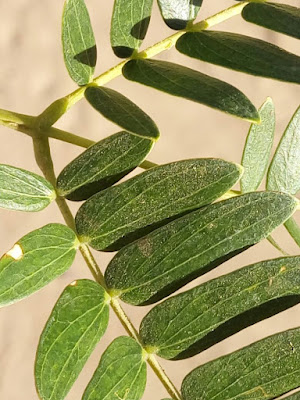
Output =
[
  {"x1": 111, "y1": 0, "x2": 153, "y2": 58},
  {"x1": 176, "y1": 31, "x2": 300, "y2": 84},
  {"x1": 157, "y1": 0, "x2": 203, "y2": 30},
  {"x1": 0, "y1": 164, "x2": 55, "y2": 212},
  {"x1": 0, "y1": 224, "x2": 77, "y2": 307},
  {"x1": 105, "y1": 192, "x2": 297, "y2": 305},
  {"x1": 242, "y1": 2, "x2": 300, "y2": 40},
  {"x1": 122, "y1": 59, "x2": 259, "y2": 122},
  {"x1": 62, "y1": 0, "x2": 96, "y2": 85},
  {"x1": 83, "y1": 336, "x2": 147, "y2": 400},
  {"x1": 35, "y1": 280, "x2": 109, "y2": 400},
  {"x1": 85, "y1": 86, "x2": 159, "y2": 140},
  {"x1": 76, "y1": 159, "x2": 242, "y2": 251},
  {"x1": 140, "y1": 256, "x2": 300, "y2": 359},
  {"x1": 241, "y1": 97, "x2": 275, "y2": 193},
  {"x1": 267, "y1": 106, "x2": 300, "y2": 194},
  {"x1": 181, "y1": 328, "x2": 300, "y2": 400},
  {"x1": 57, "y1": 131, "x2": 153, "y2": 201}
]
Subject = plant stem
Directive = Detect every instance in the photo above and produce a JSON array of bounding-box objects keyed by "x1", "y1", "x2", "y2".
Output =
[{"x1": 35, "y1": 1, "x2": 250, "y2": 128}]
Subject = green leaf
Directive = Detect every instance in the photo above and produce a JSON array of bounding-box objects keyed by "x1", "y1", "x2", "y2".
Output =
[
  {"x1": 157, "y1": 0, "x2": 203, "y2": 30},
  {"x1": 57, "y1": 131, "x2": 153, "y2": 201},
  {"x1": 75, "y1": 159, "x2": 242, "y2": 251},
  {"x1": 181, "y1": 327, "x2": 300, "y2": 400},
  {"x1": 267, "y1": 106, "x2": 300, "y2": 194},
  {"x1": 242, "y1": 2, "x2": 300, "y2": 40},
  {"x1": 105, "y1": 192, "x2": 297, "y2": 306},
  {"x1": 122, "y1": 59, "x2": 259, "y2": 122},
  {"x1": 0, "y1": 224, "x2": 77, "y2": 307},
  {"x1": 85, "y1": 87, "x2": 159, "y2": 140},
  {"x1": 110, "y1": 0, "x2": 153, "y2": 58},
  {"x1": 285, "y1": 217, "x2": 300, "y2": 248},
  {"x1": 35, "y1": 279, "x2": 109, "y2": 400},
  {"x1": 241, "y1": 97, "x2": 275, "y2": 193},
  {"x1": 62, "y1": 0, "x2": 97, "y2": 85},
  {"x1": 0, "y1": 164, "x2": 56, "y2": 212},
  {"x1": 140, "y1": 256, "x2": 300, "y2": 360},
  {"x1": 176, "y1": 31, "x2": 300, "y2": 84},
  {"x1": 82, "y1": 336, "x2": 147, "y2": 400},
  {"x1": 284, "y1": 392, "x2": 300, "y2": 399}
]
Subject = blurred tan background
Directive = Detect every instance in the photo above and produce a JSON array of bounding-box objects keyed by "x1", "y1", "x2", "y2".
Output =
[{"x1": 0, "y1": 0, "x2": 300, "y2": 399}]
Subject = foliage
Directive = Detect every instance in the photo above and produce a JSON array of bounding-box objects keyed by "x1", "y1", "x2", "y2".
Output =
[{"x1": 0, "y1": 0, "x2": 300, "y2": 399}]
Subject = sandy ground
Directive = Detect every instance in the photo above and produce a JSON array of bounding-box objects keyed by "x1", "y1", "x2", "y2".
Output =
[{"x1": 0, "y1": 0, "x2": 300, "y2": 399}]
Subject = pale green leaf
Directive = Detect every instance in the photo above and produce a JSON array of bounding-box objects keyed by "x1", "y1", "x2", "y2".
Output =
[
  {"x1": 157, "y1": 0, "x2": 203, "y2": 30},
  {"x1": 242, "y1": 2, "x2": 300, "y2": 40},
  {"x1": 85, "y1": 87, "x2": 160, "y2": 140},
  {"x1": 111, "y1": 0, "x2": 153, "y2": 58},
  {"x1": 122, "y1": 59, "x2": 259, "y2": 122},
  {"x1": 241, "y1": 97, "x2": 275, "y2": 193},
  {"x1": 181, "y1": 328, "x2": 300, "y2": 400},
  {"x1": 35, "y1": 280, "x2": 109, "y2": 400},
  {"x1": 62, "y1": 0, "x2": 96, "y2": 85},
  {"x1": 105, "y1": 192, "x2": 297, "y2": 306},
  {"x1": 176, "y1": 31, "x2": 300, "y2": 84},
  {"x1": 0, "y1": 224, "x2": 77, "y2": 307},
  {"x1": 75, "y1": 159, "x2": 242, "y2": 251},
  {"x1": 82, "y1": 336, "x2": 147, "y2": 400},
  {"x1": 285, "y1": 217, "x2": 300, "y2": 248},
  {"x1": 140, "y1": 256, "x2": 300, "y2": 359},
  {"x1": 0, "y1": 164, "x2": 55, "y2": 212},
  {"x1": 267, "y1": 106, "x2": 300, "y2": 194},
  {"x1": 57, "y1": 131, "x2": 153, "y2": 201}
]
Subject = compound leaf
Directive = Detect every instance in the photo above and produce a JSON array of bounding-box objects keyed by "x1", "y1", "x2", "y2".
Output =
[
  {"x1": 241, "y1": 97, "x2": 275, "y2": 193},
  {"x1": 75, "y1": 159, "x2": 242, "y2": 251},
  {"x1": 176, "y1": 31, "x2": 300, "y2": 84},
  {"x1": 267, "y1": 106, "x2": 300, "y2": 194},
  {"x1": 157, "y1": 0, "x2": 203, "y2": 30},
  {"x1": 181, "y1": 327, "x2": 300, "y2": 400},
  {"x1": 242, "y1": 2, "x2": 300, "y2": 40},
  {"x1": 122, "y1": 59, "x2": 259, "y2": 122},
  {"x1": 140, "y1": 256, "x2": 300, "y2": 359},
  {"x1": 105, "y1": 192, "x2": 297, "y2": 306},
  {"x1": 85, "y1": 86, "x2": 159, "y2": 140},
  {"x1": 0, "y1": 224, "x2": 77, "y2": 307},
  {"x1": 0, "y1": 164, "x2": 55, "y2": 212},
  {"x1": 110, "y1": 0, "x2": 153, "y2": 58},
  {"x1": 35, "y1": 280, "x2": 109, "y2": 400},
  {"x1": 57, "y1": 131, "x2": 153, "y2": 201},
  {"x1": 62, "y1": 0, "x2": 96, "y2": 85},
  {"x1": 82, "y1": 336, "x2": 147, "y2": 400}
]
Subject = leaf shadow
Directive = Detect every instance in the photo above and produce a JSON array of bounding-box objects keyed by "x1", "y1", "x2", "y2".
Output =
[
  {"x1": 74, "y1": 45, "x2": 97, "y2": 67},
  {"x1": 172, "y1": 295, "x2": 300, "y2": 360}
]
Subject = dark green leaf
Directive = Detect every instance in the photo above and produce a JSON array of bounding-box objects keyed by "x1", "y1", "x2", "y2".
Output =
[
  {"x1": 181, "y1": 327, "x2": 300, "y2": 400},
  {"x1": 0, "y1": 164, "x2": 56, "y2": 212},
  {"x1": 105, "y1": 192, "x2": 297, "y2": 305},
  {"x1": 85, "y1": 87, "x2": 159, "y2": 140},
  {"x1": 62, "y1": 0, "x2": 96, "y2": 85},
  {"x1": 267, "y1": 106, "x2": 300, "y2": 194},
  {"x1": 35, "y1": 280, "x2": 109, "y2": 400},
  {"x1": 76, "y1": 159, "x2": 242, "y2": 251},
  {"x1": 242, "y1": 2, "x2": 300, "y2": 40},
  {"x1": 123, "y1": 59, "x2": 259, "y2": 122},
  {"x1": 110, "y1": 0, "x2": 153, "y2": 58},
  {"x1": 285, "y1": 217, "x2": 300, "y2": 248},
  {"x1": 57, "y1": 131, "x2": 153, "y2": 201},
  {"x1": 157, "y1": 0, "x2": 203, "y2": 30},
  {"x1": 82, "y1": 336, "x2": 147, "y2": 400},
  {"x1": 0, "y1": 224, "x2": 78, "y2": 307},
  {"x1": 176, "y1": 31, "x2": 300, "y2": 84},
  {"x1": 241, "y1": 97, "x2": 275, "y2": 193},
  {"x1": 140, "y1": 256, "x2": 300, "y2": 359}
]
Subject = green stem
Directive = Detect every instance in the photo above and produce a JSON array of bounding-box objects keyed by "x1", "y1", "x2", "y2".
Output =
[{"x1": 35, "y1": 1, "x2": 250, "y2": 128}]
